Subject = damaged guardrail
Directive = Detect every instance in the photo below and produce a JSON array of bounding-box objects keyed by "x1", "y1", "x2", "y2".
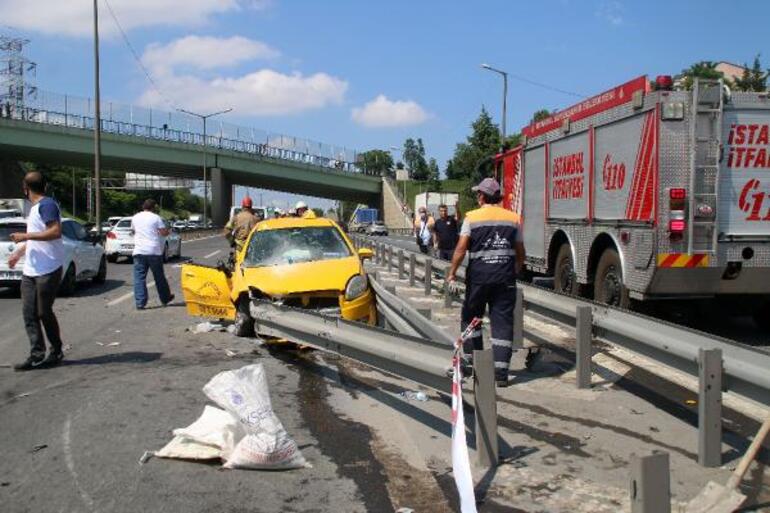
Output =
[{"x1": 352, "y1": 235, "x2": 770, "y2": 468}]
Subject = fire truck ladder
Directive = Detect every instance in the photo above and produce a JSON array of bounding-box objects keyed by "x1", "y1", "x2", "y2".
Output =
[{"x1": 687, "y1": 78, "x2": 723, "y2": 254}]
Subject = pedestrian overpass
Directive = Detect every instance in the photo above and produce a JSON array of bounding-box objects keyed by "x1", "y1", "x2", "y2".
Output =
[{"x1": 0, "y1": 91, "x2": 381, "y2": 224}]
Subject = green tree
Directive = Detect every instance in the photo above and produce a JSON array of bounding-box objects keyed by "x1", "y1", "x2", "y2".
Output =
[
  {"x1": 531, "y1": 109, "x2": 552, "y2": 123},
  {"x1": 404, "y1": 137, "x2": 429, "y2": 181},
  {"x1": 734, "y1": 55, "x2": 767, "y2": 92},
  {"x1": 679, "y1": 61, "x2": 726, "y2": 90},
  {"x1": 447, "y1": 107, "x2": 501, "y2": 181},
  {"x1": 359, "y1": 149, "x2": 394, "y2": 177}
]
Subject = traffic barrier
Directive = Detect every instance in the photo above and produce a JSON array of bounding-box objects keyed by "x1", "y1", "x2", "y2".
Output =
[{"x1": 352, "y1": 234, "x2": 770, "y2": 468}]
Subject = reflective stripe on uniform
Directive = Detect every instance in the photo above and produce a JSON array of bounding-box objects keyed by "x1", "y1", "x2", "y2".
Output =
[
  {"x1": 494, "y1": 361, "x2": 510, "y2": 369},
  {"x1": 468, "y1": 220, "x2": 519, "y2": 229},
  {"x1": 469, "y1": 248, "x2": 516, "y2": 260},
  {"x1": 489, "y1": 337, "x2": 510, "y2": 347}
]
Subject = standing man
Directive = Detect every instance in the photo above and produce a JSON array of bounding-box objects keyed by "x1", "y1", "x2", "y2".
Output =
[
  {"x1": 446, "y1": 178, "x2": 525, "y2": 387},
  {"x1": 225, "y1": 196, "x2": 260, "y2": 252},
  {"x1": 132, "y1": 199, "x2": 174, "y2": 310},
  {"x1": 8, "y1": 171, "x2": 66, "y2": 370},
  {"x1": 413, "y1": 206, "x2": 434, "y2": 254},
  {"x1": 433, "y1": 203, "x2": 460, "y2": 261}
]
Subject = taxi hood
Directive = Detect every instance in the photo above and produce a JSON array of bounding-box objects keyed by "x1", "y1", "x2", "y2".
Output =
[{"x1": 240, "y1": 256, "x2": 361, "y2": 296}]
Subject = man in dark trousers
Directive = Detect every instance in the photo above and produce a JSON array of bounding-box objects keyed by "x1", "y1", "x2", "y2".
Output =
[
  {"x1": 446, "y1": 177, "x2": 525, "y2": 387},
  {"x1": 8, "y1": 171, "x2": 66, "y2": 370},
  {"x1": 433, "y1": 203, "x2": 459, "y2": 260}
]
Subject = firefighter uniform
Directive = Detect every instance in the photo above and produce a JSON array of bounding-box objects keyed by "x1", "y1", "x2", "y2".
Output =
[
  {"x1": 459, "y1": 204, "x2": 522, "y2": 380},
  {"x1": 226, "y1": 210, "x2": 259, "y2": 251}
]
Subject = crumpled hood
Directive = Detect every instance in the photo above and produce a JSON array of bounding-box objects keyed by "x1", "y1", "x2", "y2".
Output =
[{"x1": 240, "y1": 256, "x2": 361, "y2": 296}]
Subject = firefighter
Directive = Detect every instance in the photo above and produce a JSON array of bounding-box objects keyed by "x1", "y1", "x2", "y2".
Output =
[
  {"x1": 446, "y1": 177, "x2": 525, "y2": 387},
  {"x1": 295, "y1": 201, "x2": 316, "y2": 219},
  {"x1": 224, "y1": 196, "x2": 260, "y2": 253}
]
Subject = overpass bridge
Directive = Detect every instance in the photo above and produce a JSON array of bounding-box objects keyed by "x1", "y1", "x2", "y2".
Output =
[{"x1": 0, "y1": 90, "x2": 381, "y2": 224}]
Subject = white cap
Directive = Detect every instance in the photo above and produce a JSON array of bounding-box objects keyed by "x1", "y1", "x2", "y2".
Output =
[
  {"x1": 288, "y1": 208, "x2": 297, "y2": 215},
  {"x1": 295, "y1": 200, "x2": 308, "y2": 210}
]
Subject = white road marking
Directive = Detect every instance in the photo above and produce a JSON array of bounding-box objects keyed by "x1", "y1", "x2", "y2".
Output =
[
  {"x1": 63, "y1": 414, "x2": 96, "y2": 511},
  {"x1": 203, "y1": 250, "x2": 221, "y2": 259},
  {"x1": 106, "y1": 281, "x2": 155, "y2": 307}
]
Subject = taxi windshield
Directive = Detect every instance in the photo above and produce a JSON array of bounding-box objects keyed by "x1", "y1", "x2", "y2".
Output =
[{"x1": 243, "y1": 226, "x2": 351, "y2": 267}]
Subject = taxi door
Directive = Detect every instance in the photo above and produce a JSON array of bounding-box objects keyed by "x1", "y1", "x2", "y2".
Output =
[{"x1": 181, "y1": 263, "x2": 236, "y2": 320}]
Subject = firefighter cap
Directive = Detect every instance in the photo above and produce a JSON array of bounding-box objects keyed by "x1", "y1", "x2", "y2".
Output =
[{"x1": 472, "y1": 177, "x2": 500, "y2": 196}]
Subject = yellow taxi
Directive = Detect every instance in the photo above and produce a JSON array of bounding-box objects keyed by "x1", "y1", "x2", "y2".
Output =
[{"x1": 181, "y1": 216, "x2": 376, "y2": 336}]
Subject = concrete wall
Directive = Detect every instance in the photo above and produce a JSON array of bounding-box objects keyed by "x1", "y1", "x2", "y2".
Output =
[{"x1": 381, "y1": 178, "x2": 412, "y2": 231}]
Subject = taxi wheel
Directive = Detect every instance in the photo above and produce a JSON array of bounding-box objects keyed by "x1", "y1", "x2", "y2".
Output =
[{"x1": 234, "y1": 299, "x2": 254, "y2": 337}]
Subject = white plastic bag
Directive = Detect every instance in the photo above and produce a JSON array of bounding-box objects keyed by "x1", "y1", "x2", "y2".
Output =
[
  {"x1": 203, "y1": 364, "x2": 308, "y2": 470},
  {"x1": 172, "y1": 405, "x2": 243, "y2": 460}
]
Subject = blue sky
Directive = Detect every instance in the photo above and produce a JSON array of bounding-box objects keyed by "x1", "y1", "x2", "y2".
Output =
[{"x1": 3, "y1": 0, "x2": 768, "y2": 208}]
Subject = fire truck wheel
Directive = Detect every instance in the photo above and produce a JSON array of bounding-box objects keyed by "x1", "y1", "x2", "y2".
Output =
[
  {"x1": 553, "y1": 244, "x2": 577, "y2": 295},
  {"x1": 594, "y1": 248, "x2": 630, "y2": 308}
]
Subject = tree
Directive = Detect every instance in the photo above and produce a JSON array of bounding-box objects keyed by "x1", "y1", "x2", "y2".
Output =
[
  {"x1": 531, "y1": 109, "x2": 552, "y2": 123},
  {"x1": 447, "y1": 107, "x2": 501, "y2": 181},
  {"x1": 359, "y1": 149, "x2": 394, "y2": 177},
  {"x1": 679, "y1": 61, "x2": 726, "y2": 90},
  {"x1": 403, "y1": 137, "x2": 429, "y2": 181},
  {"x1": 734, "y1": 55, "x2": 767, "y2": 92}
]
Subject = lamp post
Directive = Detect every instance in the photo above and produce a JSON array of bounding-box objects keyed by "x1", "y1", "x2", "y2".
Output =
[
  {"x1": 93, "y1": 0, "x2": 102, "y2": 234},
  {"x1": 177, "y1": 108, "x2": 232, "y2": 227},
  {"x1": 481, "y1": 63, "x2": 508, "y2": 149}
]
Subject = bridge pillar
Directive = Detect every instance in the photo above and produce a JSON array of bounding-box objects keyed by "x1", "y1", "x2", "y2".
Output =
[
  {"x1": 210, "y1": 167, "x2": 232, "y2": 227},
  {"x1": 0, "y1": 160, "x2": 25, "y2": 198}
]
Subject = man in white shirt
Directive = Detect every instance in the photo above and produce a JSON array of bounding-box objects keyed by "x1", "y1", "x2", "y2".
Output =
[
  {"x1": 131, "y1": 199, "x2": 174, "y2": 309},
  {"x1": 8, "y1": 171, "x2": 66, "y2": 370}
]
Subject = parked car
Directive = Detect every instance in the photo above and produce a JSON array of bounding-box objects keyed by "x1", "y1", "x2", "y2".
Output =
[
  {"x1": 181, "y1": 216, "x2": 376, "y2": 336},
  {"x1": 366, "y1": 221, "x2": 389, "y2": 236},
  {"x1": 172, "y1": 220, "x2": 188, "y2": 231},
  {"x1": 105, "y1": 217, "x2": 182, "y2": 263},
  {"x1": 89, "y1": 221, "x2": 113, "y2": 235}
]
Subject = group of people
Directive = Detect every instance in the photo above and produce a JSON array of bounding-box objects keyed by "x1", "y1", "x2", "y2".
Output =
[
  {"x1": 224, "y1": 198, "x2": 316, "y2": 253},
  {"x1": 8, "y1": 171, "x2": 174, "y2": 371},
  {"x1": 413, "y1": 178, "x2": 526, "y2": 387}
]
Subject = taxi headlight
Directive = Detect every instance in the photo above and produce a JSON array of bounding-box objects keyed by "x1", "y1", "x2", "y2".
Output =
[{"x1": 345, "y1": 274, "x2": 368, "y2": 301}]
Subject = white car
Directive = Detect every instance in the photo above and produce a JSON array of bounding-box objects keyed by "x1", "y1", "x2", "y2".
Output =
[
  {"x1": 105, "y1": 217, "x2": 182, "y2": 263},
  {"x1": 0, "y1": 217, "x2": 106, "y2": 295}
]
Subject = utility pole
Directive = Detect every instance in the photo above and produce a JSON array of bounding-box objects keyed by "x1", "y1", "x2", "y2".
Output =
[
  {"x1": 177, "y1": 107, "x2": 232, "y2": 227},
  {"x1": 481, "y1": 63, "x2": 508, "y2": 150},
  {"x1": 93, "y1": 0, "x2": 102, "y2": 234},
  {"x1": 71, "y1": 168, "x2": 76, "y2": 218}
]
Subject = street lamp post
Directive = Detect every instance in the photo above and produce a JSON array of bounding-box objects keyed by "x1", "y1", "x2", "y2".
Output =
[
  {"x1": 481, "y1": 63, "x2": 508, "y2": 149},
  {"x1": 93, "y1": 0, "x2": 102, "y2": 235},
  {"x1": 177, "y1": 108, "x2": 232, "y2": 227}
]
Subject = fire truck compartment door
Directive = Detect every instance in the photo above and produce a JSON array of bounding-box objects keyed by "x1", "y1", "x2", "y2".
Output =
[
  {"x1": 719, "y1": 110, "x2": 770, "y2": 238},
  {"x1": 523, "y1": 145, "x2": 546, "y2": 258},
  {"x1": 548, "y1": 132, "x2": 589, "y2": 219}
]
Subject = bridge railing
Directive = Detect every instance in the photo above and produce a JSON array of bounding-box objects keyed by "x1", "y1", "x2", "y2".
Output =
[{"x1": 1, "y1": 89, "x2": 363, "y2": 174}]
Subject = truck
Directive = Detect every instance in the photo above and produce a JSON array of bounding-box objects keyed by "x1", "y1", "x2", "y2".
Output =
[
  {"x1": 351, "y1": 207, "x2": 379, "y2": 233},
  {"x1": 414, "y1": 192, "x2": 459, "y2": 218},
  {"x1": 495, "y1": 75, "x2": 770, "y2": 326}
]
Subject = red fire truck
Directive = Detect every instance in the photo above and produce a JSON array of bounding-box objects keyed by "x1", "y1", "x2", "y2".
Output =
[{"x1": 496, "y1": 75, "x2": 770, "y2": 324}]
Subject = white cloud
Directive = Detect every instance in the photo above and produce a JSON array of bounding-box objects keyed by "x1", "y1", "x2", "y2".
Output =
[
  {"x1": 0, "y1": 0, "x2": 261, "y2": 37},
  {"x1": 595, "y1": 0, "x2": 624, "y2": 26},
  {"x1": 140, "y1": 68, "x2": 347, "y2": 116},
  {"x1": 351, "y1": 95, "x2": 429, "y2": 128},
  {"x1": 142, "y1": 36, "x2": 279, "y2": 71}
]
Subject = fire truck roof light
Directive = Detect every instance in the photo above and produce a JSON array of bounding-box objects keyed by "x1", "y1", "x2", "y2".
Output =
[
  {"x1": 670, "y1": 188, "x2": 686, "y2": 200},
  {"x1": 656, "y1": 75, "x2": 674, "y2": 91}
]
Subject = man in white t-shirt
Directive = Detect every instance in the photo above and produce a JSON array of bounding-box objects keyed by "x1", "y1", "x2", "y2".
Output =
[
  {"x1": 131, "y1": 199, "x2": 174, "y2": 309},
  {"x1": 8, "y1": 171, "x2": 66, "y2": 370}
]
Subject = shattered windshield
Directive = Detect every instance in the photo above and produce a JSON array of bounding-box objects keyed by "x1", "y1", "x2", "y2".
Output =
[{"x1": 243, "y1": 226, "x2": 351, "y2": 267}]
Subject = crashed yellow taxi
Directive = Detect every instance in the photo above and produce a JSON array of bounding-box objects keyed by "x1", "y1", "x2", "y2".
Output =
[{"x1": 181, "y1": 216, "x2": 376, "y2": 336}]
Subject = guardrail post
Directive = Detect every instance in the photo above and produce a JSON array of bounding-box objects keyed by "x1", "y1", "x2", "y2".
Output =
[
  {"x1": 474, "y1": 348, "x2": 499, "y2": 469},
  {"x1": 424, "y1": 258, "x2": 432, "y2": 296},
  {"x1": 513, "y1": 288, "x2": 523, "y2": 348},
  {"x1": 376, "y1": 243, "x2": 383, "y2": 265},
  {"x1": 409, "y1": 254, "x2": 416, "y2": 287},
  {"x1": 417, "y1": 307, "x2": 432, "y2": 320},
  {"x1": 698, "y1": 348, "x2": 722, "y2": 467},
  {"x1": 576, "y1": 305, "x2": 593, "y2": 389},
  {"x1": 398, "y1": 250, "x2": 405, "y2": 280},
  {"x1": 629, "y1": 452, "x2": 671, "y2": 513},
  {"x1": 386, "y1": 246, "x2": 393, "y2": 273},
  {"x1": 444, "y1": 280, "x2": 453, "y2": 308}
]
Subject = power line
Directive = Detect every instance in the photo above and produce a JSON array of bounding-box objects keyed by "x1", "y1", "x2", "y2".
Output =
[
  {"x1": 506, "y1": 72, "x2": 587, "y2": 99},
  {"x1": 101, "y1": 0, "x2": 176, "y2": 109}
]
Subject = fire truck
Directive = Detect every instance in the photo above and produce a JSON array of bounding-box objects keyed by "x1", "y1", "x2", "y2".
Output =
[{"x1": 496, "y1": 75, "x2": 770, "y2": 324}]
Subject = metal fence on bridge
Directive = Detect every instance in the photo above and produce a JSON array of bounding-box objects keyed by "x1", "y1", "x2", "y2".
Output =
[{"x1": 0, "y1": 89, "x2": 363, "y2": 173}]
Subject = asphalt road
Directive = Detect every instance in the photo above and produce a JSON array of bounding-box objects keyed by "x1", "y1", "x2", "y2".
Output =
[{"x1": 0, "y1": 236, "x2": 420, "y2": 513}]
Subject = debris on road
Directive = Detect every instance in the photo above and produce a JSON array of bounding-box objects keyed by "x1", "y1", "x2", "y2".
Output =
[
  {"x1": 30, "y1": 444, "x2": 47, "y2": 453},
  {"x1": 138, "y1": 451, "x2": 155, "y2": 465},
  {"x1": 396, "y1": 508, "x2": 414, "y2": 513},
  {"x1": 188, "y1": 321, "x2": 227, "y2": 334},
  {"x1": 96, "y1": 342, "x2": 121, "y2": 347},
  {"x1": 400, "y1": 391, "x2": 428, "y2": 402},
  {"x1": 156, "y1": 364, "x2": 308, "y2": 471}
]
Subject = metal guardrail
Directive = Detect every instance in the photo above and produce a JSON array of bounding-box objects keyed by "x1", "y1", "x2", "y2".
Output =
[
  {"x1": 1, "y1": 89, "x2": 362, "y2": 173},
  {"x1": 352, "y1": 235, "x2": 770, "y2": 468}
]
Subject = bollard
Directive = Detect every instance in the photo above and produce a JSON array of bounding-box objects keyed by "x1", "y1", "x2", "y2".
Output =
[
  {"x1": 398, "y1": 250, "x2": 405, "y2": 280},
  {"x1": 387, "y1": 246, "x2": 393, "y2": 273},
  {"x1": 424, "y1": 258, "x2": 432, "y2": 296},
  {"x1": 575, "y1": 305, "x2": 593, "y2": 389},
  {"x1": 409, "y1": 254, "x2": 416, "y2": 287},
  {"x1": 629, "y1": 452, "x2": 671, "y2": 513},
  {"x1": 474, "y1": 348, "x2": 499, "y2": 469},
  {"x1": 698, "y1": 348, "x2": 723, "y2": 467},
  {"x1": 513, "y1": 287, "x2": 523, "y2": 348},
  {"x1": 444, "y1": 279, "x2": 453, "y2": 308}
]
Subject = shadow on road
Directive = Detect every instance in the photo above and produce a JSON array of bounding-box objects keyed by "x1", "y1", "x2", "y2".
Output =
[
  {"x1": 62, "y1": 351, "x2": 162, "y2": 366},
  {"x1": 71, "y1": 278, "x2": 126, "y2": 297}
]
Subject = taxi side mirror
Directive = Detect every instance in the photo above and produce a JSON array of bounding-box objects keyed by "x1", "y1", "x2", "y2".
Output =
[{"x1": 357, "y1": 248, "x2": 373, "y2": 260}]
